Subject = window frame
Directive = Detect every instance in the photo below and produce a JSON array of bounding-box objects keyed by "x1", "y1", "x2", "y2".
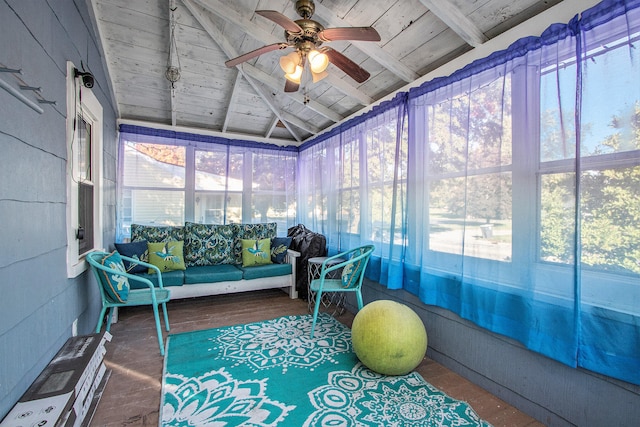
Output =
[
  {"x1": 117, "y1": 138, "x2": 298, "y2": 238},
  {"x1": 66, "y1": 61, "x2": 103, "y2": 278}
]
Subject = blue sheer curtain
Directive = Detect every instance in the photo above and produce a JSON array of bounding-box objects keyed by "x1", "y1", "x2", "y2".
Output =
[
  {"x1": 407, "y1": 25, "x2": 581, "y2": 368},
  {"x1": 298, "y1": 0, "x2": 640, "y2": 385},
  {"x1": 574, "y1": 0, "x2": 640, "y2": 382},
  {"x1": 298, "y1": 95, "x2": 408, "y2": 285}
]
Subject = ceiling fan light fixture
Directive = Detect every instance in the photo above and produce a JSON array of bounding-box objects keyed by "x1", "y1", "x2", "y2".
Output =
[
  {"x1": 284, "y1": 65, "x2": 303, "y2": 84},
  {"x1": 308, "y1": 50, "x2": 329, "y2": 73},
  {"x1": 279, "y1": 51, "x2": 300, "y2": 74},
  {"x1": 226, "y1": 0, "x2": 380, "y2": 92}
]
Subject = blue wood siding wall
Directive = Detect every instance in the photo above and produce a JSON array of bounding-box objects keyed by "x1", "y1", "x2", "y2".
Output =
[{"x1": 0, "y1": 0, "x2": 117, "y2": 419}]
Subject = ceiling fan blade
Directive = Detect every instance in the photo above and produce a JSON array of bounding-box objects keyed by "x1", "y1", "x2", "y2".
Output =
[
  {"x1": 284, "y1": 79, "x2": 299, "y2": 93},
  {"x1": 225, "y1": 43, "x2": 288, "y2": 68},
  {"x1": 256, "y1": 10, "x2": 303, "y2": 34},
  {"x1": 318, "y1": 27, "x2": 381, "y2": 42},
  {"x1": 323, "y1": 48, "x2": 371, "y2": 83}
]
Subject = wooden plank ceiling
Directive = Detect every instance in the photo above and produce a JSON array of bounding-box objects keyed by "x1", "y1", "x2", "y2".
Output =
[{"x1": 91, "y1": 0, "x2": 562, "y2": 144}]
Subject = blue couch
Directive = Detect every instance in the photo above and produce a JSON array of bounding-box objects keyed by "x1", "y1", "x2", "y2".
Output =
[{"x1": 117, "y1": 222, "x2": 299, "y2": 300}]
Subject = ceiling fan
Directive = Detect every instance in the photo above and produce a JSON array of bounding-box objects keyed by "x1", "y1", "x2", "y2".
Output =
[{"x1": 224, "y1": 0, "x2": 381, "y2": 92}]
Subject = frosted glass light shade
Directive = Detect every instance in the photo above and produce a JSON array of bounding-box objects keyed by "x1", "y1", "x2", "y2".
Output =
[
  {"x1": 279, "y1": 52, "x2": 300, "y2": 74},
  {"x1": 308, "y1": 50, "x2": 329, "y2": 73},
  {"x1": 284, "y1": 65, "x2": 303, "y2": 84}
]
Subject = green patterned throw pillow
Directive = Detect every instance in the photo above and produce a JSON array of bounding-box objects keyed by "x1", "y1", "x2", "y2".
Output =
[
  {"x1": 148, "y1": 240, "x2": 186, "y2": 273},
  {"x1": 99, "y1": 251, "x2": 130, "y2": 302},
  {"x1": 241, "y1": 238, "x2": 272, "y2": 267},
  {"x1": 131, "y1": 224, "x2": 184, "y2": 243},
  {"x1": 184, "y1": 222, "x2": 238, "y2": 266}
]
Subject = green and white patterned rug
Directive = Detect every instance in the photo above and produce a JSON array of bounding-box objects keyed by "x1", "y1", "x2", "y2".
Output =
[{"x1": 160, "y1": 314, "x2": 492, "y2": 426}]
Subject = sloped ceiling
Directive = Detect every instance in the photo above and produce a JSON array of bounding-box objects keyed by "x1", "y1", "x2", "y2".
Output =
[{"x1": 91, "y1": 0, "x2": 563, "y2": 144}]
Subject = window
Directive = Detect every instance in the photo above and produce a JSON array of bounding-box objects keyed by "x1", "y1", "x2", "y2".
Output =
[
  {"x1": 116, "y1": 128, "x2": 298, "y2": 241},
  {"x1": 66, "y1": 62, "x2": 103, "y2": 277},
  {"x1": 249, "y1": 150, "x2": 297, "y2": 233},
  {"x1": 121, "y1": 141, "x2": 186, "y2": 228},
  {"x1": 194, "y1": 147, "x2": 243, "y2": 224},
  {"x1": 539, "y1": 34, "x2": 640, "y2": 276},
  {"x1": 426, "y1": 77, "x2": 513, "y2": 262}
]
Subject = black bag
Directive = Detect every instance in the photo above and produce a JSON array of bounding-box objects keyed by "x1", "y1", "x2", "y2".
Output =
[{"x1": 287, "y1": 224, "x2": 327, "y2": 300}]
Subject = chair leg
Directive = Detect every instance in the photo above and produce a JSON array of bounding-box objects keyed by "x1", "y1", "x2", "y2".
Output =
[
  {"x1": 356, "y1": 290, "x2": 364, "y2": 310},
  {"x1": 162, "y1": 302, "x2": 170, "y2": 331},
  {"x1": 310, "y1": 290, "x2": 324, "y2": 338},
  {"x1": 95, "y1": 306, "x2": 108, "y2": 333},
  {"x1": 105, "y1": 308, "x2": 114, "y2": 332},
  {"x1": 152, "y1": 304, "x2": 165, "y2": 356}
]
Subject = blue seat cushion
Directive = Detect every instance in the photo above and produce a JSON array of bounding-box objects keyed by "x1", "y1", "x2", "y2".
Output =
[
  {"x1": 184, "y1": 265, "x2": 243, "y2": 284},
  {"x1": 131, "y1": 270, "x2": 185, "y2": 289},
  {"x1": 238, "y1": 263, "x2": 292, "y2": 280}
]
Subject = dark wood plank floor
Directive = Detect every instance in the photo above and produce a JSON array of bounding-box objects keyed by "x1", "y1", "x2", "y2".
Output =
[{"x1": 90, "y1": 289, "x2": 544, "y2": 426}]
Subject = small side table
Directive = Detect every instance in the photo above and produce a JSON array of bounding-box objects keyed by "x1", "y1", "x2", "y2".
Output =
[{"x1": 307, "y1": 256, "x2": 347, "y2": 315}]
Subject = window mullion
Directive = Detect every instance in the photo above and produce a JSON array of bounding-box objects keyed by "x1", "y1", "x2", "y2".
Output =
[
  {"x1": 511, "y1": 64, "x2": 541, "y2": 272},
  {"x1": 242, "y1": 151, "x2": 253, "y2": 223},
  {"x1": 184, "y1": 145, "x2": 195, "y2": 223}
]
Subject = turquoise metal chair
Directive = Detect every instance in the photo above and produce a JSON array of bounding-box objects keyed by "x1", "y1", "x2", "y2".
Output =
[
  {"x1": 86, "y1": 251, "x2": 171, "y2": 355},
  {"x1": 310, "y1": 245, "x2": 375, "y2": 338}
]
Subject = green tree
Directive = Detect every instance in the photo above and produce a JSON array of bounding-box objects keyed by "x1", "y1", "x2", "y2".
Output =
[
  {"x1": 541, "y1": 101, "x2": 640, "y2": 274},
  {"x1": 428, "y1": 77, "x2": 513, "y2": 224}
]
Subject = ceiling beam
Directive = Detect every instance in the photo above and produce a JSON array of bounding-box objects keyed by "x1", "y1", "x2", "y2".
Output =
[
  {"x1": 190, "y1": 0, "x2": 372, "y2": 105},
  {"x1": 312, "y1": 2, "x2": 420, "y2": 83},
  {"x1": 419, "y1": 0, "x2": 488, "y2": 48},
  {"x1": 241, "y1": 64, "x2": 343, "y2": 123},
  {"x1": 324, "y1": 73, "x2": 373, "y2": 105},
  {"x1": 182, "y1": 0, "x2": 303, "y2": 140},
  {"x1": 222, "y1": 72, "x2": 243, "y2": 132},
  {"x1": 266, "y1": 117, "x2": 279, "y2": 138},
  {"x1": 249, "y1": 80, "x2": 321, "y2": 137}
]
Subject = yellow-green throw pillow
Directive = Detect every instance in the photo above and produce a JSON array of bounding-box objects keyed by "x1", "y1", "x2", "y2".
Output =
[
  {"x1": 148, "y1": 240, "x2": 186, "y2": 273},
  {"x1": 241, "y1": 238, "x2": 272, "y2": 267}
]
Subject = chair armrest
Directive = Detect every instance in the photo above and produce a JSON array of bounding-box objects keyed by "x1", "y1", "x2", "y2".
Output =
[
  {"x1": 118, "y1": 254, "x2": 162, "y2": 277},
  {"x1": 319, "y1": 258, "x2": 350, "y2": 276},
  {"x1": 318, "y1": 247, "x2": 373, "y2": 277}
]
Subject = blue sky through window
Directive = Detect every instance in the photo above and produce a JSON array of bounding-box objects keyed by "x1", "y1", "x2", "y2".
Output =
[{"x1": 541, "y1": 32, "x2": 640, "y2": 158}]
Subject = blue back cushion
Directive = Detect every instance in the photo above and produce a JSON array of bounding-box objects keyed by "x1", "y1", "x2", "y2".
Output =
[
  {"x1": 114, "y1": 240, "x2": 148, "y2": 274},
  {"x1": 271, "y1": 237, "x2": 292, "y2": 264}
]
